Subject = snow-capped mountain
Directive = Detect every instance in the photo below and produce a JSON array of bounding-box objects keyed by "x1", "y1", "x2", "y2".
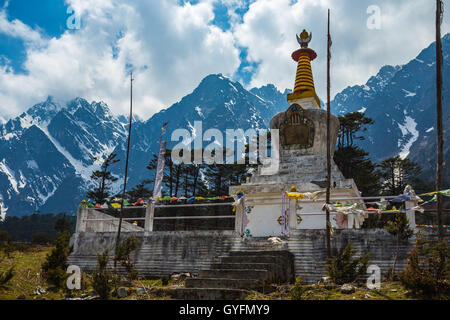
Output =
[
  {"x1": 108, "y1": 74, "x2": 290, "y2": 190},
  {"x1": 331, "y1": 34, "x2": 450, "y2": 185},
  {"x1": 0, "y1": 97, "x2": 128, "y2": 218},
  {"x1": 0, "y1": 75, "x2": 288, "y2": 217},
  {"x1": 1, "y1": 34, "x2": 449, "y2": 218}
]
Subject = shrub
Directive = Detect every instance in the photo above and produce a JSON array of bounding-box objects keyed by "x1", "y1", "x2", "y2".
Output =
[
  {"x1": 54, "y1": 214, "x2": 74, "y2": 234},
  {"x1": 92, "y1": 249, "x2": 116, "y2": 300},
  {"x1": 0, "y1": 267, "x2": 14, "y2": 287},
  {"x1": 399, "y1": 239, "x2": 450, "y2": 299},
  {"x1": 327, "y1": 242, "x2": 370, "y2": 285},
  {"x1": 290, "y1": 277, "x2": 306, "y2": 300},
  {"x1": 32, "y1": 232, "x2": 55, "y2": 245},
  {"x1": 384, "y1": 212, "x2": 414, "y2": 279},
  {"x1": 114, "y1": 237, "x2": 139, "y2": 281},
  {"x1": 0, "y1": 231, "x2": 12, "y2": 258},
  {"x1": 0, "y1": 230, "x2": 11, "y2": 244},
  {"x1": 41, "y1": 232, "x2": 73, "y2": 289}
]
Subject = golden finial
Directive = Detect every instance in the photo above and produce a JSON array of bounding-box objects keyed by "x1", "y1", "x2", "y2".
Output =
[
  {"x1": 290, "y1": 186, "x2": 297, "y2": 192},
  {"x1": 297, "y1": 29, "x2": 312, "y2": 48}
]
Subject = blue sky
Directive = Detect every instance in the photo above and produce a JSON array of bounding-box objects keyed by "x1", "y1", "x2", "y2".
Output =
[
  {"x1": 0, "y1": 0, "x2": 254, "y2": 79},
  {"x1": 0, "y1": 0, "x2": 448, "y2": 120},
  {"x1": 0, "y1": 0, "x2": 68, "y2": 72}
]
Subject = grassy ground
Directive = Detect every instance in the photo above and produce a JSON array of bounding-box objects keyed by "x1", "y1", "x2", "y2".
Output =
[
  {"x1": 0, "y1": 244, "x2": 179, "y2": 300},
  {"x1": 0, "y1": 245, "x2": 65, "y2": 300},
  {"x1": 0, "y1": 245, "x2": 417, "y2": 300},
  {"x1": 245, "y1": 282, "x2": 414, "y2": 300}
]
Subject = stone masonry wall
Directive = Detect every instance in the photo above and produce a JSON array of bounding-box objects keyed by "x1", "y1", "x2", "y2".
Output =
[{"x1": 68, "y1": 229, "x2": 448, "y2": 284}]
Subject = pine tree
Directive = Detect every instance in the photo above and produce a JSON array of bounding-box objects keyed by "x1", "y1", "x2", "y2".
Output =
[
  {"x1": 126, "y1": 180, "x2": 152, "y2": 201},
  {"x1": 337, "y1": 112, "x2": 374, "y2": 148},
  {"x1": 326, "y1": 242, "x2": 370, "y2": 285},
  {"x1": 378, "y1": 156, "x2": 422, "y2": 195},
  {"x1": 54, "y1": 213, "x2": 73, "y2": 234},
  {"x1": 114, "y1": 236, "x2": 139, "y2": 282},
  {"x1": 334, "y1": 112, "x2": 380, "y2": 196},
  {"x1": 385, "y1": 212, "x2": 414, "y2": 279},
  {"x1": 92, "y1": 249, "x2": 115, "y2": 300},
  {"x1": 87, "y1": 153, "x2": 120, "y2": 203},
  {"x1": 41, "y1": 232, "x2": 73, "y2": 289}
]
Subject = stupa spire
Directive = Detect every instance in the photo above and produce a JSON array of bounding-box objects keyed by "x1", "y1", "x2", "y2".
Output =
[{"x1": 287, "y1": 29, "x2": 321, "y2": 108}]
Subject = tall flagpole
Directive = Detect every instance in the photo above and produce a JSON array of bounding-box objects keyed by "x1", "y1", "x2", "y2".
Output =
[
  {"x1": 326, "y1": 9, "x2": 332, "y2": 258},
  {"x1": 114, "y1": 72, "x2": 134, "y2": 270},
  {"x1": 435, "y1": 0, "x2": 444, "y2": 240}
]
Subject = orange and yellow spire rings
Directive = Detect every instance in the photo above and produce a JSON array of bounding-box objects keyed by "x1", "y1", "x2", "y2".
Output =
[
  {"x1": 287, "y1": 29, "x2": 320, "y2": 107},
  {"x1": 294, "y1": 52, "x2": 315, "y2": 91}
]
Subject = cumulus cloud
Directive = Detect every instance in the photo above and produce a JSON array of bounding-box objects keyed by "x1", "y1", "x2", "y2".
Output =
[
  {"x1": 0, "y1": 0, "x2": 240, "y2": 119},
  {"x1": 0, "y1": 9, "x2": 45, "y2": 46},
  {"x1": 0, "y1": 0, "x2": 448, "y2": 120},
  {"x1": 234, "y1": 0, "x2": 450, "y2": 100}
]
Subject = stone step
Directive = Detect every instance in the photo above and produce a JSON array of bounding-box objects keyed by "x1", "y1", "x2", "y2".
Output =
[
  {"x1": 185, "y1": 278, "x2": 266, "y2": 291},
  {"x1": 172, "y1": 288, "x2": 249, "y2": 300},
  {"x1": 199, "y1": 269, "x2": 269, "y2": 281},
  {"x1": 211, "y1": 263, "x2": 278, "y2": 280},
  {"x1": 229, "y1": 250, "x2": 293, "y2": 258},
  {"x1": 211, "y1": 262, "x2": 275, "y2": 271},
  {"x1": 226, "y1": 251, "x2": 295, "y2": 283},
  {"x1": 219, "y1": 255, "x2": 282, "y2": 265}
]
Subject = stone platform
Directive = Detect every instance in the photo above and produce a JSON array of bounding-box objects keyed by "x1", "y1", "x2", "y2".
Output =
[{"x1": 68, "y1": 229, "x2": 446, "y2": 290}]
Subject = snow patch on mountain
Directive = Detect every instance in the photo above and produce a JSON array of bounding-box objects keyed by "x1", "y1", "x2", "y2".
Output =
[
  {"x1": 0, "y1": 159, "x2": 19, "y2": 194},
  {"x1": 0, "y1": 196, "x2": 6, "y2": 220},
  {"x1": 195, "y1": 106, "x2": 204, "y2": 118},
  {"x1": 39, "y1": 126, "x2": 97, "y2": 181},
  {"x1": 26, "y1": 160, "x2": 39, "y2": 170},
  {"x1": 398, "y1": 116, "x2": 419, "y2": 159},
  {"x1": 402, "y1": 89, "x2": 416, "y2": 97},
  {"x1": 358, "y1": 107, "x2": 367, "y2": 113}
]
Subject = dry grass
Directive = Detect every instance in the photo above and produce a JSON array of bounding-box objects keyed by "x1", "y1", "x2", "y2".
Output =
[
  {"x1": 0, "y1": 245, "x2": 179, "y2": 300},
  {"x1": 245, "y1": 282, "x2": 415, "y2": 300},
  {"x1": 1, "y1": 245, "x2": 416, "y2": 300},
  {"x1": 0, "y1": 245, "x2": 66, "y2": 300}
]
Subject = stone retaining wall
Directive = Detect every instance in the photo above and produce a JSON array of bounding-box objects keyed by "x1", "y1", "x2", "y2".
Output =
[{"x1": 68, "y1": 229, "x2": 447, "y2": 284}]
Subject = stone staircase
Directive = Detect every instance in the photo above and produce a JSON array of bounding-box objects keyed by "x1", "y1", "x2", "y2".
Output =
[{"x1": 172, "y1": 250, "x2": 295, "y2": 300}]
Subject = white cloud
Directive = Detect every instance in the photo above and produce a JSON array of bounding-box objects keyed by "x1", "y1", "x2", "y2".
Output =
[
  {"x1": 0, "y1": 9, "x2": 45, "y2": 46},
  {"x1": 0, "y1": 0, "x2": 448, "y2": 121},
  {"x1": 234, "y1": 0, "x2": 450, "y2": 101},
  {"x1": 0, "y1": 0, "x2": 240, "y2": 119}
]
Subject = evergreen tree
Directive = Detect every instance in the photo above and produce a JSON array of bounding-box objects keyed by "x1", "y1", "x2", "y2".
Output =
[
  {"x1": 337, "y1": 112, "x2": 374, "y2": 148},
  {"x1": 378, "y1": 156, "x2": 422, "y2": 195},
  {"x1": 41, "y1": 232, "x2": 72, "y2": 289},
  {"x1": 385, "y1": 212, "x2": 414, "y2": 279},
  {"x1": 126, "y1": 180, "x2": 152, "y2": 201},
  {"x1": 87, "y1": 153, "x2": 120, "y2": 203},
  {"x1": 334, "y1": 112, "x2": 381, "y2": 196},
  {"x1": 326, "y1": 242, "x2": 370, "y2": 285},
  {"x1": 114, "y1": 236, "x2": 139, "y2": 282},
  {"x1": 92, "y1": 249, "x2": 115, "y2": 300},
  {"x1": 54, "y1": 213, "x2": 73, "y2": 234}
]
